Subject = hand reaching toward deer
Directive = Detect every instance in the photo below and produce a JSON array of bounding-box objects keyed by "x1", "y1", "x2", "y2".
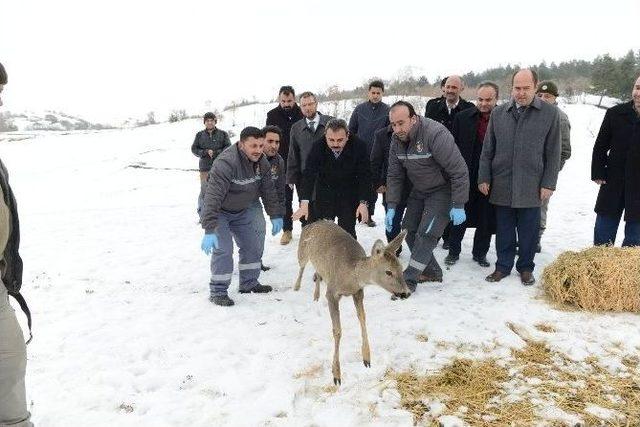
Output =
[
  {"x1": 355, "y1": 203, "x2": 369, "y2": 224},
  {"x1": 292, "y1": 202, "x2": 309, "y2": 221}
]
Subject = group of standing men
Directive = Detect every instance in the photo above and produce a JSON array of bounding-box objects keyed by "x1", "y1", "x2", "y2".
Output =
[{"x1": 192, "y1": 70, "x2": 640, "y2": 306}]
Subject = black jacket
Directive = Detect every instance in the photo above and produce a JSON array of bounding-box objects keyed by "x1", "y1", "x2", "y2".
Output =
[
  {"x1": 0, "y1": 159, "x2": 22, "y2": 293},
  {"x1": 300, "y1": 135, "x2": 371, "y2": 204},
  {"x1": 266, "y1": 104, "x2": 304, "y2": 161},
  {"x1": 424, "y1": 96, "x2": 475, "y2": 132},
  {"x1": 592, "y1": 101, "x2": 640, "y2": 221},
  {"x1": 451, "y1": 107, "x2": 495, "y2": 231},
  {"x1": 370, "y1": 126, "x2": 411, "y2": 206},
  {"x1": 191, "y1": 128, "x2": 231, "y2": 172}
]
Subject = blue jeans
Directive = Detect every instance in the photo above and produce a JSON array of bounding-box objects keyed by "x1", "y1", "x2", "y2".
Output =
[
  {"x1": 594, "y1": 212, "x2": 640, "y2": 247},
  {"x1": 495, "y1": 206, "x2": 540, "y2": 274}
]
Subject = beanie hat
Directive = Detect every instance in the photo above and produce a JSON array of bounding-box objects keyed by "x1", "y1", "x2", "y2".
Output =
[{"x1": 536, "y1": 81, "x2": 559, "y2": 97}]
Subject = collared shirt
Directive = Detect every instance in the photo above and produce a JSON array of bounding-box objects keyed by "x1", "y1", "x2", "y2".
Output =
[
  {"x1": 446, "y1": 99, "x2": 459, "y2": 114},
  {"x1": 306, "y1": 114, "x2": 319, "y2": 130}
]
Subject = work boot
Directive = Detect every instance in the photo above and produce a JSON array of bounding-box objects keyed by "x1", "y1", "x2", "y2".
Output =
[
  {"x1": 442, "y1": 240, "x2": 450, "y2": 250},
  {"x1": 444, "y1": 254, "x2": 459, "y2": 266},
  {"x1": 473, "y1": 256, "x2": 491, "y2": 267},
  {"x1": 239, "y1": 284, "x2": 273, "y2": 294},
  {"x1": 209, "y1": 294, "x2": 235, "y2": 306},
  {"x1": 280, "y1": 230, "x2": 292, "y2": 245},
  {"x1": 417, "y1": 272, "x2": 443, "y2": 283},
  {"x1": 485, "y1": 270, "x2": 508, "y2": 283},
  {"x1": 520, "y1": 271, "x2": 536, "y2": 286},
  {"x1": 368, "y1": 220, "x2": 377, "y2": 227}
]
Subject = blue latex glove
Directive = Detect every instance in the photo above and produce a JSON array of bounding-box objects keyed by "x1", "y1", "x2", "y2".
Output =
[
  {"x1": 385, "y1": 208, "x2": 396, "y2": 233},
  {"x1": 201, "y1": 233, "x2": 218, "y2": 255},
  {"x1": 449, "y1": 208, "x2": 466, "y2": 226},
  {"x1": 271, "y1": 218, "x2": 283, "y2": 236}
]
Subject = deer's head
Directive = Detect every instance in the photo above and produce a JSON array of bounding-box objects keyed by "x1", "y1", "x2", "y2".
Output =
[{"x1": 369, "y1": 230, "x2": 410, "y2": 296}]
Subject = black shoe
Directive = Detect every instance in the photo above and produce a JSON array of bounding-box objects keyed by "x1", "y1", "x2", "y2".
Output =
[
  {"x1": 239, "y1": 284, "x2": 273, "y2": 294},
  {"x1": 417, "y1": 273, "x2": 443, "y2": 283},
  {"x1": 473, "y1": 256, "x2": 491, "y2": 267},
  {"x1": 368, "y1": 220, "x2": 377, "y2": 227},
  {"x1": 442, "y1": 241, "x2": 450, "y2": 250},
  {"x1": 520, "y1": 271, "x2": 536, "y2": 286},
  {"x1": 210, "y1": 294, "x2": 235, "y2": 306},
  {"x1": 486, "y1": 270, "x2": 509, "y2": 283},
  {"x1": 260, "y1": 263, "x2": 271, "y2": 272},
  {"x1": 407, "y1": 281, "x2": 416, "y2": 293},
  {"x1": 444, "y1": 254, "x2": 459, "y2": 266}
]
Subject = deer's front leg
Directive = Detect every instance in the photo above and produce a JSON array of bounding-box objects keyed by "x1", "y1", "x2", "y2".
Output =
[
  {"x1": 313, "y1": 273, "x2": 322, "y2": 301},
  {"x1": 326, "y1": 291, "x2": 342, "y2": 385},
  {"x1": 353, "y1": 289, "x2": 370, "y2": 368}
]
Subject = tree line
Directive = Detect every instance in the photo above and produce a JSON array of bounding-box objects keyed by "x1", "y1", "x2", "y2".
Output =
[{"x1": 316, "y1": 50, "x2": 640, "y2": 102}]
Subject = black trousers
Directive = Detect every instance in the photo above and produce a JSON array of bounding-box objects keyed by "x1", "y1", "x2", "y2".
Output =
[
  {"x1": 283, "y1": 184, "x2": 294, "y2": 231},
  {"x1": 310, "y1": 197, "x2": 358, "y2": 240}
]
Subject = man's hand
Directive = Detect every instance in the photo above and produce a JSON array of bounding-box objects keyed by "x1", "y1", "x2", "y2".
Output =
[
  {"x1": 207, "y1": 149, "x2": 214, "y2": 158},
  {"x1": 593, "y1": 179, "x2": 607, "y2": 185},
  {"x1": 385, "y1": 208, "x2": 396, "y2": 233},
  {"x1": 478, "y1": 182, "x2": 490, "y2": 196},
  {"x1": 376, "y1": 185, "x2": 386, "y2": 194},
  {"x1": 201, "y1": 233, "x2": 218, "y2": 255},
  {"x1": 270, "y1": 218, "x2": 283, "y2": 236},
  {"x1": 540, "y1": 188, "x2": 554, "y2": 201},
  {"x1": 292, "y1": 202, "x2": 309, "y2": 221},
  {"x1": 356, "y1": 203, "x2": 369, "y2": 224}
]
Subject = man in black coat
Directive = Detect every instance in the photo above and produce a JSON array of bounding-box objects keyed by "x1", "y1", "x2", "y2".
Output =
[
  {"x1": 424, "y1": 75, "x2": 474, "y2": 249},
  {"x1": 292, "y1": 119, "x2": 370, "y2": 239},
  {"x1": 591, "y1": 75, "x2": 640, "y2": 246},
  {"x1": 370, "y1": 124, "x2": 410, "y2": 249},
  {"x1": 423, "y1": 77, "x2": 447, "y2": 117},
  {"x1": 266, "y1": 86, "x2": 304, "y2": 244},
  {"x1": 445, "y1": 83, "x2": 499, "y2": 268},
  {"x1": 424, "y1": 75, "x2": 475, "y2": 132},
  {"x1": 348, "y1": 80, "x2": 390, "y2": 226}
]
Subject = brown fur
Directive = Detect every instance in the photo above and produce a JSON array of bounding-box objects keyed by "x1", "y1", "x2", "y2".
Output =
[{"x1": 294, "y1": 220, "x2": 409, "y2": 385}]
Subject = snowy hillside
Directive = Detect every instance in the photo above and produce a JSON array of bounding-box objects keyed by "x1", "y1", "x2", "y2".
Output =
[{"x1": 1, "y1": 101, "x2": 638, "y2": 426}]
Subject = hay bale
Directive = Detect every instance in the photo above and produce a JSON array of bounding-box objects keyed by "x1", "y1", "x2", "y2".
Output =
[{"x1": 542, "y1": 246, "x2": 640, "y2": 312}]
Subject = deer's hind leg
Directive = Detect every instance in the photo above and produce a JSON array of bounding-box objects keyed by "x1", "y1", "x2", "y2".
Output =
[{"x1": 326, "y1": 291, "x2": 342, "y2": 385}]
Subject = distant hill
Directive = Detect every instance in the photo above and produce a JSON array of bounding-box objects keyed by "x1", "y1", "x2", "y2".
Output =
[{"x1": 0, "y1": 109, "x2": 115, "y2": 132}]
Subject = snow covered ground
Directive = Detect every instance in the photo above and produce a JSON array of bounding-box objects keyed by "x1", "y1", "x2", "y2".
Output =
[{"x1": 1, "y1": 101, "x2": 639, "y2": 427}]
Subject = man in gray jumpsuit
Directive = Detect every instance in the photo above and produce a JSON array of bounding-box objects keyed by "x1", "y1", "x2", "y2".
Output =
[
  {"x1": 0, "y1": 61, "x2": 33, "y2": 427},
  {"x1": 385, "y1": 101, "x2": 469, "y2": 295},
  {"x1": 200, "y1": 127, "x2": 285, "y2": 306}
]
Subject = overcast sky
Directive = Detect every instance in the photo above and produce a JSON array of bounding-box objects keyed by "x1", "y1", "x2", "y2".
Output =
[{"x1": 1, "y1": 0, "x2": 638, "y2": 123}]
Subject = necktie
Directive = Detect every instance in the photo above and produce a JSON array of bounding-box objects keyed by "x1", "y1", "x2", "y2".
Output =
[{"x1": 309, "y1": 121, "x2": 315, "y2": 133}]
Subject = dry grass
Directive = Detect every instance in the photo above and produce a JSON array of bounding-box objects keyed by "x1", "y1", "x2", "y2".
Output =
[
  {"x1": 542, "y1": 246, "x2": 640, "y2": 312},
  {"x1": 389, "y1": 329, "x2": 640, "y2": 425},
  {"x1": 416, "y1": 334, "x2": 429, "y2": 343},
  {"x1": 293, "y1": 364, "x2": 323, "y2": 379},
  {"x1": 534, "y1": 322, "x2": 557, "y2": 333}
]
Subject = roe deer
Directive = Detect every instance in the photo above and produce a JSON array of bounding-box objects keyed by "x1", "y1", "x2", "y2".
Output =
[{"x1": 294, "y1": 220, "x2": 409, "y2": 385}]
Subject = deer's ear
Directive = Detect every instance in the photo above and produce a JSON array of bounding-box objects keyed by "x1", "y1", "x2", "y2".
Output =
[
  {"x1": 385, "y1": 229, "x2": 407, "y2": 256},
  {"x1": 371, "y1": 239, "x2": 386, "y2": 257}
]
